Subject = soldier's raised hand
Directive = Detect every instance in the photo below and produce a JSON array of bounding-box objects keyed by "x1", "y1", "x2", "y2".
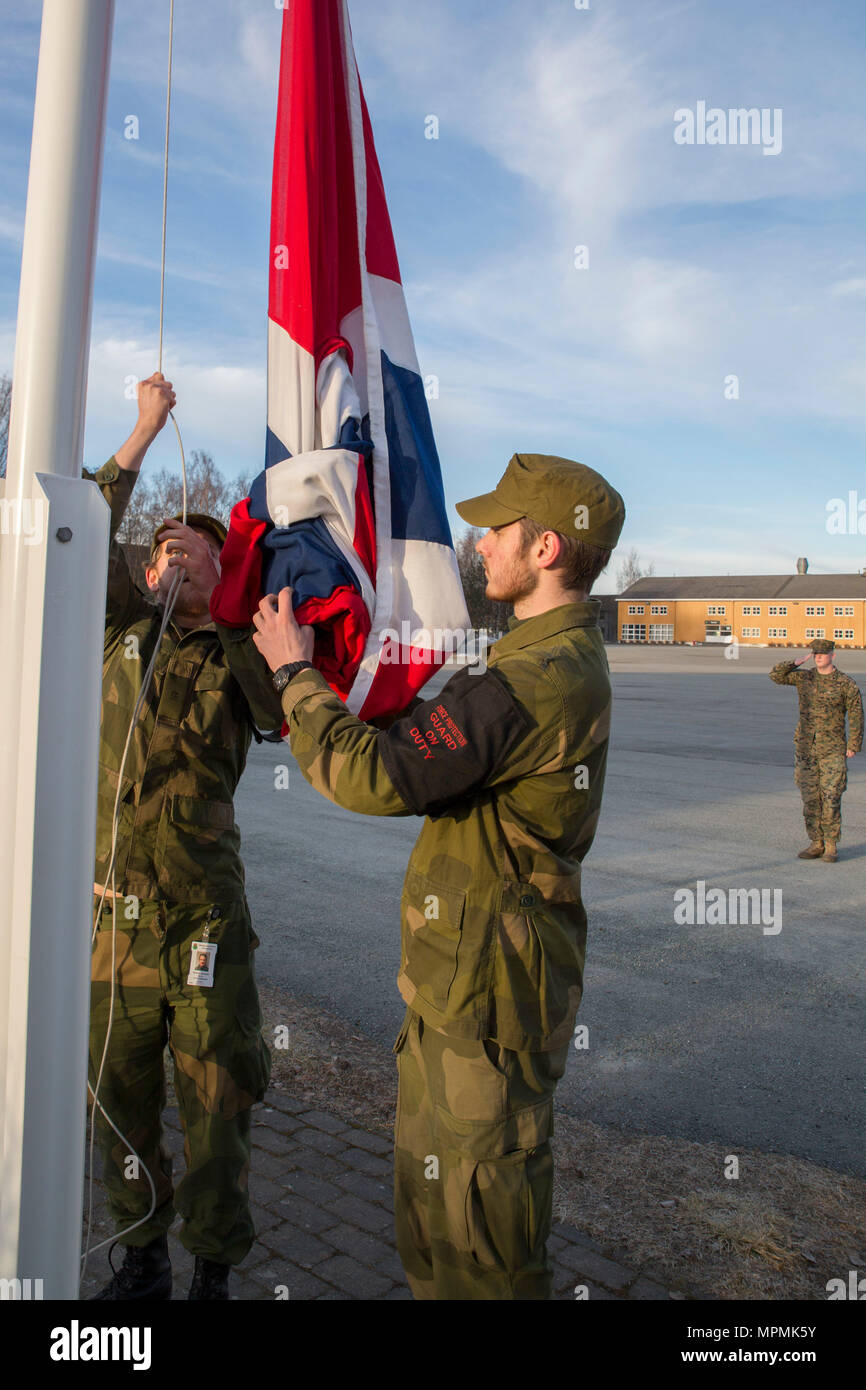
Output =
[{"x1": 136, "y1": 372, "x2": 176, "y2": 440}]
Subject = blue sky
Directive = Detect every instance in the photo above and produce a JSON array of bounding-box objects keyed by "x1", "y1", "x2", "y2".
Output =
[{"x1": 2, "y1": 0, "x2": 866, "y2": 592}]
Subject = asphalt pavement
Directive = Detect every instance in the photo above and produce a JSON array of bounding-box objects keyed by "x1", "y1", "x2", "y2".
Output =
[{"x1": 237, "y1": 645, "x2": 866, "y2": 1179}]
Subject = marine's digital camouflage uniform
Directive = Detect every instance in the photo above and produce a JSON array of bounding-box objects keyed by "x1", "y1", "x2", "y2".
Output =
[
  {"x1": 769, "y1": 660, "x2": 863, "y2": 844},
  {"x1": 87, "y1": 458, "x2": 285, "y2": 1264},
  {"x1": 280, "y1": 601, "x2": 612, "y2": 1298}
]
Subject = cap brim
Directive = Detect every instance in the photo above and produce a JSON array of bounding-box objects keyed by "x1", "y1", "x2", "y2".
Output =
[
  {"x1": 455, "y1": 492, "x2": 525, "y2": 528},
  {"x1": 151, "y1": 513, "x2": 227, "y2": 557}
]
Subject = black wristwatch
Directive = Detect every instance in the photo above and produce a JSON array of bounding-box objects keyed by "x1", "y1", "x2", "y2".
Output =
[{"x1": 272, "y1": 661, "x2": 314, "y2": 693}]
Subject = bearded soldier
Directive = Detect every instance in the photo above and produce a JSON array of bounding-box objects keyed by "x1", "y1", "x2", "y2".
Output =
[
  {"x1": 769, "y1": 638, "x2": 863, "y2": 863},
  {"x1": 87, "y1": 373, "x2": 284, "y2": 1299},
  {"x1": 252, "y1": 452, "x2": 625, "y2": 1299}
]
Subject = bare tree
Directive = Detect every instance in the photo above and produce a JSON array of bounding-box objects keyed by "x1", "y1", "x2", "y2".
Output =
[
  {"x1": 455, "y1": 526, "x2": 510, "y2": 634},
  {"x1": 233, "y1": 471, "x2": 254, "y2": 505},
  {"x1": 115, "y1": 451, "x2": 245, "y2": 546},
  {"x1": 616, "y1": 546, "x2": 655, "y2": 593},
  {"x1": 0, "y1": 374, "x2": 12, "y2": 478}
]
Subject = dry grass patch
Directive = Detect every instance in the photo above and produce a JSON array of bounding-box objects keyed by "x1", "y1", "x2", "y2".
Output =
[
  {"x1": 553, "y1": 1110, "x2": 866, "y2": 1299},
  {"x1": 258, "y1": 985, "x2": 866, "y2": 1299}
]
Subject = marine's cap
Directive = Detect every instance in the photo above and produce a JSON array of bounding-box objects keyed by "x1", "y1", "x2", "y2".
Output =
[
  {"x1": 808, "y1": 638, "x2": 835, "y2": 654},
  {"x1": 456, "y1": 453, "x2": 625, "y2": 549},
  {"x1": 150, "y1": 513, "x2": 228, "y2": 560}
]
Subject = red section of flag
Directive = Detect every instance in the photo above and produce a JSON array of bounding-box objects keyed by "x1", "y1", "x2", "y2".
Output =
[
  {"x1": 210, "y1": 497, "x2": 266, "y2": 627},
  {"x1": 352, "y1": 454, "x2": 376, "y2": 583},
  {"x1": 357, "y1": 641, "x2": 447, "y2": 722},
  {"x1": 295, "y1": 586, "x2": 370, "y2": 699},
  {"x1": 270, "y1": 0, "x2": 357, "y2": 367},
  {"x1": 358, "y1": 72, "x2": 401, "y2": 284},
  {"x1": 270, "y1": 0, "x2": 401, "y2": 372}
]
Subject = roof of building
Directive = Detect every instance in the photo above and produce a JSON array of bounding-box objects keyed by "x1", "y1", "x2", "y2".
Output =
[{"x1": 619, "y1": 575, "x2": 866, "y2": 601}]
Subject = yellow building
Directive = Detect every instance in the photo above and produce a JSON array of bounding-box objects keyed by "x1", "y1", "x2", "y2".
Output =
[{"x1": 617, "y1": 571, "x2": 866, "y2": 647}]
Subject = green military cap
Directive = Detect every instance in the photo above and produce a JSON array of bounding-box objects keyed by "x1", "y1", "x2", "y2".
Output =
[
  {"x1": 150, "y1": 512, "x2": 228, "y2": 560},
  {"x1": 808, "y1": 638, "x2": 835, "y2": 653},
  {"x1": 455, "y1": 453, "x2": 626, "y2": 548}
]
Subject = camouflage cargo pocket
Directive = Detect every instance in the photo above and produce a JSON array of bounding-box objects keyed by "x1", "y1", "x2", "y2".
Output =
[
  {"x1": 463, "y1": 1145, "x2": 553, "y2": 1274},
  {"x1": 400, "y1": 871, "x2": 466, "y2": 1013},
  {"x1": 497, "y1": 880, "x2": 582, "y2": 1047},
  {"x1": 157, "y1": 794, "x2": 243, "y2": 898},
  {"x1": 234, "y1": 971, "x2": 270, "y2": 1105},
  {"x1": 818, "y1": 753, "x2": 848, "y2": 797}
]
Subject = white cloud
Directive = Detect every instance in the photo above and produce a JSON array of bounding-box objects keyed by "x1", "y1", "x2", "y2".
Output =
[
  {"x1": 831, "y1": 277, "x2": 866, "y2": 298},
  {"x1": 83, "y1": 336, "x2": 265, "y2": 480},
  {"x1": 352, "y1": 0, "x2": 866, "y2": 429}
]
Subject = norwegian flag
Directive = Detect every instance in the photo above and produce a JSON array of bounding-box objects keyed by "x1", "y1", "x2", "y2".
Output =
[{"x1": 211, "y1": 0, "x2": 469, "y2": 720}]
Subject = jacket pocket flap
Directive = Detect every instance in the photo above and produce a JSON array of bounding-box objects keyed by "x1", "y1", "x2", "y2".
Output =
[
  {"x1": 170, "y1": 795, "x2": 235, "y2": 830},
  {"x1": 98, "y1": 761, "x2": 135, "y2": 804}
]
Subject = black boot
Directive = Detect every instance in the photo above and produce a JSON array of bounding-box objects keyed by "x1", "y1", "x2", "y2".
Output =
[
  {"x1": 91, "y1": 1235, "x2": 172, "y2": 1301},
  {"x1": 188, "y1": 1255, "x2": 230, "y2": 1300}
]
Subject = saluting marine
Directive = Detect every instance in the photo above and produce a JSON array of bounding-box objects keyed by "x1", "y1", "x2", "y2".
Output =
[
  {"x1": 769, "y1": 637, "x2": 863, "y2": 863},
  {"x1": 252, "y1": 452, "x2": 625, "y2": 1299},
  {"x1": 88, "y1": 373, "x2": 284, "y2": 1300}
]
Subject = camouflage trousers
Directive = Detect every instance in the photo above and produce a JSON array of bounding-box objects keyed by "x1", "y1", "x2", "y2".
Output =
[
  {"x1": 89, "y1": 896, "x2": 270, "y2": 1265},
  {"x1": 393, "y1": 1008, "x2": 569, "y2": 1300},
  {"x1": 794, "y1": 752, "x2": 848, "y2": 843}
]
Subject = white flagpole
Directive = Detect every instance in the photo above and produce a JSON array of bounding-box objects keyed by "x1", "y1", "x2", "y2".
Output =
[{"x1": 0, "y1": 0, "x2": 115, "y2": 1299}]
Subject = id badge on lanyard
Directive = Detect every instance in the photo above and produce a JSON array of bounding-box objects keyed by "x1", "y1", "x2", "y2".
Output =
[{"x1": 187, "y1": 907, "x2": 222, "y2": 988}]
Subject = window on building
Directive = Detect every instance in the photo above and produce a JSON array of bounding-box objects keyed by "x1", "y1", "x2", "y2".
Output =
[
  {"x1": 621, "y1": 624, "x2": 646, "y2": 642},
  {"x1": 805, "y1": 628, "x2": 826, "y2": 639},
  {"x1": 741, "y1": 627, "x2": 760, "y2": 638},
  {"x1": 768, "y1": 605, "x2": 788, "y2": 616},
  {"x1": 648, "y1": 624, "x2": 673, "y2": 642},
  {"x1": 806, "y1": 606, "x2": 826, "y2": 617},
  {"x1": 834, "y1": 629, "x2": 855, "y2": 640},
  {"x1": 768, "y1": 627, "x2": 788, "y2": 638},
  {"x1": 650, "y1": 604, "x2": 668, "y2": 615},
  {"x1": 707, "y1": 605, "x2": 727, "y2": 615},
  {"x1": 627, "y1": 605, "x2": 645, "y2": 615}
]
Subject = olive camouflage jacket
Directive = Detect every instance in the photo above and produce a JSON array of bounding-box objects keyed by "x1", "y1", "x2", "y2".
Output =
[
  {"x1": 88, "y1": 458, "x2": 285, "y2": 904},
  {"x1": 280, "y1": 602, "x2": 612, "y2": 1050}
]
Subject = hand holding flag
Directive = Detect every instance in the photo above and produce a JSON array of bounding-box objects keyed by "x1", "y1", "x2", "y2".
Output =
[{"x1": 253, "y1": 589, "x2": 315, "y2": 673}]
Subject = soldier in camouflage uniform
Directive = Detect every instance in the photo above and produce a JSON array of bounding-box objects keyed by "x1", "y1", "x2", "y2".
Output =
[
  {"x1": 251, "y1": 453, "x2": 625, "y2": 1299},
  {"x1": 87, "y1": 374, "x2": 285, "y2": 1300},
  {"x1": 770, "y1": 637, "x2": 862, "y2": 863}
]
